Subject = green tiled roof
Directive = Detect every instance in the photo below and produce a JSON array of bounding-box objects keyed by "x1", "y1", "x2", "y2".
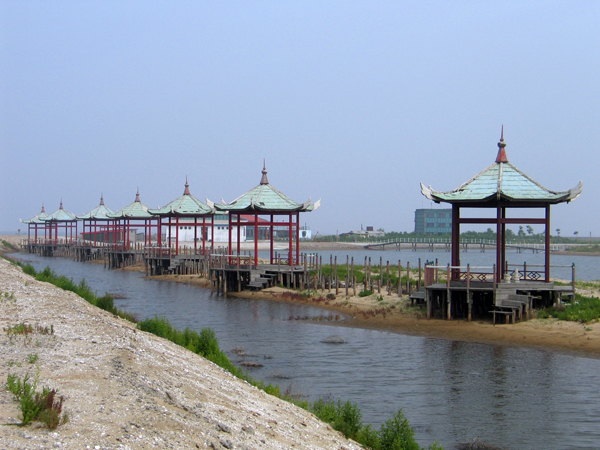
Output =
[
  {"x1": 77, "y1": 195, "x2": 114, "y2": 220},
  {"x1": 43, "y1": 201, "x2": 77, "y2": 222},
  {"x1": 107, "y1": 190, "x2": 155, "y2": 219},
  {"x1": 421, "y1": 136, "x2": 582, "y2": 205},
  {"x1": 212, "y1": 165, "x2": 320, "y2": 213},
  {"x1": 148, "y1": 181, "x2": 213, "y2": 216},
  {"x1": 22, "y1": 205, "x2": 49, "y2": 224}
]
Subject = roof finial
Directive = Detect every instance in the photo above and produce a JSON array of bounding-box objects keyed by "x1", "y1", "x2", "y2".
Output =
[
  {"x1": 41, "y1": 203, "x2": 45, "y2": 213},
  {"x1": 59, "y1": 198, "x2": 64, "y2": 209},
  {"x1": 260, "y1": 159, "x2": 269, "y2": 185},
  {"x1": 135, "y1": 188, "x2": 141, "y2": 202},
  {"x1": 184, "y1": 176, "x2": 190, "y2": 195},
  {"x1": 100, "y1": 193, "x2": 105, "y2": 205},
  {"x1": 496, "y1": 125, "x2": 508, "y2": 163}
]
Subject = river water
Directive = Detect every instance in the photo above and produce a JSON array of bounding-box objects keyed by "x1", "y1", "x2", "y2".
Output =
[{"x1": 11, "y1": 251, "x2": 600, "y2": 450}]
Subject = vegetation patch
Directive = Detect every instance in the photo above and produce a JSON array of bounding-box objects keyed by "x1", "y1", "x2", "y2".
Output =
[
  {"x1": 4, "y1": 322, "x2": 53, "y2": 337},
  {"x1": 17, "y1": 263, "x2": 137, "y2": 323},
  {"x1": 309, "y1": 398, "x2": 442, "y2": 450},
  {"x1": 2, "y1": 239, "x2": 16, "y2": 250},
  {"x1": 537, "y1": 294, "x2": 600, "y2": 323},
  {"x1": 5, "y1": 372, "x2": 68, "y2": 429}
]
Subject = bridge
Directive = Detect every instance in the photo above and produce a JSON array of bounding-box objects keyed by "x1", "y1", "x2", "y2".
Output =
[{"x1": 364, "y1": 238, "x2": 569, "y2": 253}]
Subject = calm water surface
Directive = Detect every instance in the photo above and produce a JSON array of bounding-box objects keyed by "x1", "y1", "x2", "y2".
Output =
[{"x1": 12, "y1": 252, "x2": 600, "y2": 450}]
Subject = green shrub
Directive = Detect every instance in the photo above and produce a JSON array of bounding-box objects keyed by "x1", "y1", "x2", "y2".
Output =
[
  {"x1": 5, "y1": 372, "x2": 67, "y2": 429},
  {"x1": 540, "y1": 294, "x2": 600, "y2": 323},
  {"x1": 359, "y1": 290, "x2": 373, "y2": 297},
  {"x1": 379, "y1": 409, "x2": 420, "y2": 450}
]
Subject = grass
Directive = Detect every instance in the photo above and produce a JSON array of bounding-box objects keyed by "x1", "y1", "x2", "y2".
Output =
[
  {"x1": 137, "y1": 316, "x2": 281, "y2": 397},
  {"x1": 312, "y1": 264, "x2": 425, "y2": 290},
  {"x1": 12, "y1": 259, "x2": 442, "y2": 448},
  {"x1": 5, "y1": 372, "x2": 68, "y2": 429},
  {"x1": 565, "y1": 244, "x2": 600, "y2": 253},
  {"x1": 138, "y1": 315, "x2": 442, "y2": 449},
  {"x1": 17, "y1": 263, "x2": 137, "y2": 323},
  {"x1": 308, "y1": 398, "x2": 442, "y2": 450},
  {"x1": 538, "y1": 294, "x2": 600, "y2": 323},
  {"x1": 2, "y1": 239, "x2": 16, "y2": 250}
]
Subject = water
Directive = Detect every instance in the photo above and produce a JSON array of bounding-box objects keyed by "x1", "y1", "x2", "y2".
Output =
[{"x1": 11, "y1": 252, "x2": 600, "y2": 450}]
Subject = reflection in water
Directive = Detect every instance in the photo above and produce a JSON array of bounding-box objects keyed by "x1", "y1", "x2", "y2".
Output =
[{"x1": 11, "y1": 253, "x2": 600, "y2": 450}]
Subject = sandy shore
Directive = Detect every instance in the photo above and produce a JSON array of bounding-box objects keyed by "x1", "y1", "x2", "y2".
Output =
[{"x1": 0, "y1": 253, "x2": 364, "y2": 449}]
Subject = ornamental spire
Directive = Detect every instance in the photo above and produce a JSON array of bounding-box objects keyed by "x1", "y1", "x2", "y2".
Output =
[
  {"x1": 260, "y1": 160, "x2": 269, "y2": 185},
  {"x1": 59, "y1": 199, "x2": 64, "y2": 210},
  {"x1": 100, "y1": 193, "x2": 105, "y2": 205},
  {"x1": 183, "y1": 176, "x2": 190, "y2": 195},
  {"x1": 135, "y1": 188, "x2": 141, "y2": 202},
  {"x1": 495, "y1": 125, "x2": 508, "y2": 163}
]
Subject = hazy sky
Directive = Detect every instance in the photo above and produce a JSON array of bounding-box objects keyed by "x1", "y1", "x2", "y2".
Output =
[{"x1": 1, "y1": 1, "x2": 598, "y2": 236}]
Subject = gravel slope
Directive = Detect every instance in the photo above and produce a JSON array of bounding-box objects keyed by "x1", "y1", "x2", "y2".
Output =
[{"x1": 0, "y1": 257, "x2": 363, "y2": 450}]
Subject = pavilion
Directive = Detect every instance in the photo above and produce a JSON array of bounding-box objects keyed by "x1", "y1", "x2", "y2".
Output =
[
  {"x1": 22, "y1": 204, "x2": 49, "y2": 243},
  {"x1": 106, "y1": 190, "x2": 157, "y2": 250},
  {"x1": 210, "y1": 163, "x2": 319, "y2": 267},
  {"x1": 148, "y1": 179, "x2": 215, "y2": 256},
  {"x1": 42, "y1": 200, "x2": 78, "y2": 244},
  {"x1": 77, "y1": 195, "x2": 115, "y2": 245},
  {"x1": 421, "y1": 128, "x2": 582, "y2": 283},
  {"x1": 419, "y1": 129, "x2": 582, "y2": 321}
]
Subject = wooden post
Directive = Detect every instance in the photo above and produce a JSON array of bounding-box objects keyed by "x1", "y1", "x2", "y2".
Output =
[
  {"x1": 418, "y1": 258, "x2": 422, "y2": 289},
  {"x1": 364, "y1": 256, "x2": 368, "y2": 293},
  {"x1": 329, "y1": 255, "x2": 333, "y2": 293},
  {"x1": 335, "y1": 256, "x2": 338, "y2": 295},
  {"x1": 368, "y1": 257, "x2": 372, "y2": 292},
  {"x1": 352, "y1": 257, "x2": 356, "y2": 296},
  {"x1": 398, "y1": 260, "x2": 402, "y2": 297},
  {"x1": 467, "y1": 264, "x2": 472, "y2": 322},
  {"x1": 386, "y1": 261, "x2": 390, "y2": 295},
  {"x1": 378, "y1": 257, "x2": 382, "y2": 294},
  {"x1": 406, "y1": 261, "x2": 411, "y2": 295},
  {"x1": 426, "y1": 287, "x2": 431, "y2": 320},
  {"x1": 446, "y1": 263, "x2": 451, "y2": 320}
]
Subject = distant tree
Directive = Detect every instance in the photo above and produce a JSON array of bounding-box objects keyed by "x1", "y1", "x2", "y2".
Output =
[
  {"x1": 518, "y1": 226, "x2": 526, "y2": 237},
  {"x1": 556, "y1": 228, "x2": 561, "y2": 237},
  {"x1": 574, "y1": 231, "x2": 579, "y2": 237},
  {"x1": 526, "y1": 225, "x2": 534, "y2": 235}
]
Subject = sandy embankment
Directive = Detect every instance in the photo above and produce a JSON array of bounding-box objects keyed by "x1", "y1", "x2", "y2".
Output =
[{"x1": 0, "y1": 256, "x2": 363, "y2": 449}]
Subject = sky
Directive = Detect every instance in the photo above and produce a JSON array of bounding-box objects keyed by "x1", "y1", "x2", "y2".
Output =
[{"x1": 1, "y1": 1, "x2": 599, "y2": 237}]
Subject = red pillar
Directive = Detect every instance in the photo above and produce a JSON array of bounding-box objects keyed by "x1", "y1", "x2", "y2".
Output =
[
  {"x1": 451, "y1": 205, "x2": 460, "y2": 280},
  {"x1": 270, "y1": 214, "x2": 274, "y2": 264},
  {"x1": 496, "y1": 205, "x2": 502, "y2": 283},
  {"x1": 254, "y1": 212, "x2": 258, "y2": 266},
  {"x1": 295, "y1": 212, "x2": 300, "y2": 265},
  {"x1": 545, "y1": 205, "x2": 551, "y2": 282}
]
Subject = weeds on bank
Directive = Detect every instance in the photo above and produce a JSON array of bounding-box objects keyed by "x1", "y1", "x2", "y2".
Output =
[
  {"x1": 538, "y1": 294, "x2": 600, "y2": 323},
  {"x1": 2, "y1": 239, "x2": 16, "y2": 250},
  {"x1": 138, "y1": 315, "x2": 442, "y2": 449},
  {"x1": 5, "y1": 372, "x2": 68, "y2": 429},
  {"x1": 309, "y1": 398, "x2": 442, "y2": 450},
  {"x1": 17, "y1": 263, "x2": 138, "y2": 323}
]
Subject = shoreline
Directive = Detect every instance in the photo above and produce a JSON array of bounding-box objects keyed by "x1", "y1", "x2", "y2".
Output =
[
  {"x1": 4, "y1": 235, "x2": 600, "y2": 359},
  {"x1": 153, "y1": 272, "x2": 600, "y2": 359}
]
